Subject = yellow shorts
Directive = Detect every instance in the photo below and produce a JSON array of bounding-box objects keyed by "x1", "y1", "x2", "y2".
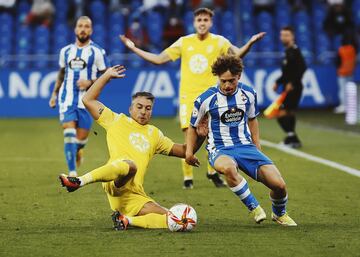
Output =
[
  {"x1": 179, "y1": 93, "x2": 200, "y2": 129},
  {"x1": 102, "y1": 181, "x2": 154, "y2": 216}
]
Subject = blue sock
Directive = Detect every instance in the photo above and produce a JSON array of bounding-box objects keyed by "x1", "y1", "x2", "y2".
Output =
[
  {"x1": 64, "y1": 128, "x2": 77, "y2": 174},
  {"x1": 230, "y1": 179, "x2": 259, "y2": 211},
  {"x1": 270, "y1": 194, "x2": 288, "y2": 217}
]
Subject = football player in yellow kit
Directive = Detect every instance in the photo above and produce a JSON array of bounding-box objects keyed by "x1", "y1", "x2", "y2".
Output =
[
  {"x1": 120, "y1": 7, "x2": 265, "y2": 189},
  {"x1": 59, "y1": 65, "x2": 204, "y2": 230}
]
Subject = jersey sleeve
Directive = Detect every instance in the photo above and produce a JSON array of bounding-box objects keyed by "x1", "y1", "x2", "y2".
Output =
[
  {"x1": 96, "y1": 106, "x2": 119, "y2": 129},
  {"x1": 190, "y1": 96, "x2": 207, "y2": 128},
  {"x1": 58, "y1": 47, "x2": 66, "y2": 68},
  {"x1": 95, "y1": 48, "x2": 110, "y2": 72},
  {"x1": 218, "y1": 35, "x2": 231, "y2": 54},
  {"x1": 155, "y1": 129, "x2": 175, "y2": 155},
  {"x1": 247, "y1": 90, "x2": 260, "y2": 119},
  {"x1": 164, "y1": 37, "x2": 182, "y2": 61}
]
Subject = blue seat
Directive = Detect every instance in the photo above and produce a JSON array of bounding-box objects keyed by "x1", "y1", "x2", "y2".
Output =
[
  {"x1": 0, "y1": 13, "x2": 13, "y2": 31},
  {"x1": 16, "y1": 26, "x2": 32, "y2": 54},
  {"x1": 275, "y1": 9, "x2": 291, "y2": 28},
  {"x1": 147, "y1": 12, "x2": 163, "y2": 46},
  {"x1": 109, "y1": 12, "x2": 125, "y2": 28},
  {"x1": 315, "y1": 33, "x2": 331, "y2": 54},
  {"x1": 90, "y1": 1, "x2": 106, "y2": 25},
  {"x1": 16, "y1": 1, "x2": 30, "y2": 24},
  {"x1": 184, "y1": 11, "x2": 194, "y2": 34},
  {"x1": 353, "y1": 0, "x2": 360, "y2": 25}
]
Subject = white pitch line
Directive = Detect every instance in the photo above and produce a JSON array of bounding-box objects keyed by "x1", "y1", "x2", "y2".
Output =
[{"x1": 261, "y1": 139, "x2": 360, "y2": 178}]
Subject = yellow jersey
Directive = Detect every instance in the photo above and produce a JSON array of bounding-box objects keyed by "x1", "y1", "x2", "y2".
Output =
[
  {"x1": 96, "y1": 107, "x2": 174, "y2": 195},
  {"x1": 165, "y1": 33, "x2": 231, "y2": 96}
]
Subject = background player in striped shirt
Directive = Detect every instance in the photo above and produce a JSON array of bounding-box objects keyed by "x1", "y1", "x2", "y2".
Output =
[
  {"x1": 185, "y1": 55, "x2": 297, "y2": 226},
  {"x1": 49, "y1": 16, "x2": 110, "y2": 177},
  {"x1": 120, "y1": 7, "x2": 265, "y2": 189}
]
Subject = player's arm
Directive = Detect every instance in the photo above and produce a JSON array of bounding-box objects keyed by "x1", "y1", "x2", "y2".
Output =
[
  {"x1": 228, "y1": 32, "x2": 266, "y2": 58},
  {"x1": 82, "y1": 65, "x2": 126, "y2": 120},
  {"x1": 168, "y1": 133, "x2": 206, "y2": 164},
  {"x1": 119, "y1": 35, "x2": 171, "y2": 65},
  {"x1": 248, "y1": 117, "x2": 261, "y2": 150},
  {"x1": 185, "y1": 126, "x2": 202, "y2": 166},
  {"x1": 49, "y1": 67, "x2": 65, "y2": 108}
]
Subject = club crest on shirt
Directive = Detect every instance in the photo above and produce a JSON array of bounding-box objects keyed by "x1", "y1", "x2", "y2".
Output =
[
  {"x1": 69, "y1": 57, "x2": 87, "y2": 71},
  {"x1": 189, "y1": 54, "x2": 208, "y2": 74},
  {"x1": 129, "y1": 133, "x2": 150, "y2": 153},
  {"x1": 192, "y1": 108, "x2": 198, "y2": 117},
  {"x1": 220, "y1": 107, "x2": 244, "y2": 127}
]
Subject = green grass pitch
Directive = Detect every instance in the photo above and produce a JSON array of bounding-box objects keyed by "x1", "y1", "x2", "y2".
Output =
[{"x1": 0, "y1": 110, "x2": 359, "y2": 257}]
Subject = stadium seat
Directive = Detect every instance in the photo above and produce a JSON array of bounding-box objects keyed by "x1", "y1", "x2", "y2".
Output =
[
  {"x1": 353, "y1": 0, "x2": 360, "y2": 25},
  {"x1": 0, "y1": 13, "x2": 13, "y2": 32},
  {"x1": 184, "y1": 11, "x2": 195, "y2": 34},
  {"x1": 89, "y1": 0, "x2": 106, "y2": 25},
  {"x1": 16, "y1": 1, "x2": 30, "y2": 24},
  {"x1": 147, "y1": 11, "x2": 164, "y2": 47},
  {"x1": 16, "y1": 26, "x2": 32, "y2": 53}
]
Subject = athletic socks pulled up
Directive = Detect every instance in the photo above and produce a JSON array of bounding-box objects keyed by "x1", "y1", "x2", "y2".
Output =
[{"x1": 230, "y1": 179, "x2": 259, "y2": 211}]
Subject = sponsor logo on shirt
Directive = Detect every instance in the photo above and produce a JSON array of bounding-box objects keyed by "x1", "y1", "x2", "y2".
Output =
[
  {"x1": 189, "y1": 54, "x2": 208, "y2": 74},
  {"x1": 220, "y1": 107, "x2": 244, "y2": 127},
  {"x1": 69, "y1": 57, "x2": 87, "y2": 71},
  {"x1": 129, "y1": 133, "x2": 150, "y2": 153}
]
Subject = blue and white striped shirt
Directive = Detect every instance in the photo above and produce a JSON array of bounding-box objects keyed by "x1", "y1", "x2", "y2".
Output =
[
  {"x1": 58, "y1": 41, "x2": 109, "y2": 112},
  {"x1": 190, "y1": 83, "x2": 259, "y2": 153}
]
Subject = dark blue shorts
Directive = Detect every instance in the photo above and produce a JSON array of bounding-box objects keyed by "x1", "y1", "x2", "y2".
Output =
[
  {"x1": 59, "y1": 107, "x2": 93, "y2": 130},
  {"x1": 208, "y1": 144, "x2": 273, "y2": 181}
]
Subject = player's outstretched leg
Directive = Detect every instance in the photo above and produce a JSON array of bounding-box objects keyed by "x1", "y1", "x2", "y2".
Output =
[
  {"x1": 258, "y1": 164, "x2": 297, "y2": 226},
  {"x1": 214, "y1": 155, "x2": 266, "y2": 224},
  {"x1": 59, "y1": 159, "x2": 137, "y2": 192}
]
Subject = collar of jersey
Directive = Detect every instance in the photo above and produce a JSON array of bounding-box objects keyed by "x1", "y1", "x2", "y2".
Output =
[
  {"x1": 217, "y1": 83, "x2": 241, "y2": 96},
  {"x1": 74, "y1": 40, "x2": 92, "y2": 49},
  {"x1": 125, "y1": 114, "x2": 148, "y2": 129}
]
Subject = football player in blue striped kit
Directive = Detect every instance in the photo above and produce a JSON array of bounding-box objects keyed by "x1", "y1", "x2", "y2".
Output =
[
  {"x1": 49, "y1": 16, "x2": 110, "y2": 177},
  {"x1": 185, "y1": 55, "x2": 297, "y2": 226}
]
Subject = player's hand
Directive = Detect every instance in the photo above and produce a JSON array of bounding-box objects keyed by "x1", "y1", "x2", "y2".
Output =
[
  {"x1": 119, "y1": 35, "x2": 135, "y2": 49},
  {"x1": 285, "y1": 83, "x2": 294, "y2": 92},
  {"x1": 77, "y1": 79, "x2": 92, "y2": 90},
  {"x1": 272, "y1": 83, "x2": 278, "y2": 92},
  {"x1": 185, "y1": 153, "x2": 200, "y2": 167},
  {"x1": 249, "y1": 32, "x2": 266, "y2": 44},
  {"x1": 196, "y1": 115, "x2": 209, "y2": 137},
  {"x1": 49, "y1": 94, "x2": 57, "y2": 108},
  {"x1": 104, "y1": 65, "x2": 126, "y2": 79}
]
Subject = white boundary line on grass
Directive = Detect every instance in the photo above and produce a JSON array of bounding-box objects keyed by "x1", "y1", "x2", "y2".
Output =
[{"x1": 261, "y1": 139, "x2": 360, "y2": 178}]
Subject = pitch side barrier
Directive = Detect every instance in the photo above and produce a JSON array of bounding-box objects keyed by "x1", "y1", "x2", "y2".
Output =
[{"x1": 0, "y1": 65, "x2": 356, "y2": 117}]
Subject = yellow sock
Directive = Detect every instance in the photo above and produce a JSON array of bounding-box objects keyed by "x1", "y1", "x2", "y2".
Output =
[
  {"x1": 79, "y1": 159, "x2": 130, "y2": 186},
  {"x1": 181, "y1": 159, "x2": 193, "y2": 180},
  {"x1": 207, "y1": 160, "x2": 216, "y2": 175},
  {"x1": 128, "y1": 213, "x2": 167, "y2": 229}
]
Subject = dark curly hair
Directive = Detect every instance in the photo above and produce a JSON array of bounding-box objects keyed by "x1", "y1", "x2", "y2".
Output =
[{"x1": 211, "y1": 55, "x2": 244, "y2": 76}]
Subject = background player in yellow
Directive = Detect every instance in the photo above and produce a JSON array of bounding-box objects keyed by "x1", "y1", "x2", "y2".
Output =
[
  {"x1": 119, "y1": 7, "x2": 265, "y2": 189},
  {"x1": 59, "y1": 65, "x2": 204, "y2": 230}
]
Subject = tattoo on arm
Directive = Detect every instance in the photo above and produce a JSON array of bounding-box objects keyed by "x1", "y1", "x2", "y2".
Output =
[{"x1": 98, "y1": 107, "x2": 104, "y2": 115}]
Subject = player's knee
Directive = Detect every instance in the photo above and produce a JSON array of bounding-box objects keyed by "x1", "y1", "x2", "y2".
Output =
[
  {"x1": 219, "y1": 164, "x2": 237, "y2": 177},
  {"x1": 274, "y1": 179, "x2": 287, "y2": 193}
]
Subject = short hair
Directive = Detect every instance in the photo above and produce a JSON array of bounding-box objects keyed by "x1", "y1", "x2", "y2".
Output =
[
  {"x1": 131, "y1": 91, "x2": 155, "y2": 103},
  {"x1": 193, "y1": 7, "x2": 214, "y2": 18},
  {"x1": 76, "y1": 16, "x2": 92, "y2": 24},
  {"x1": 281, "y1": 25, "x2": 295, "y2": 34},
  {"x1": 211, "y1": 55, "x2": 244, "y2": 76}
]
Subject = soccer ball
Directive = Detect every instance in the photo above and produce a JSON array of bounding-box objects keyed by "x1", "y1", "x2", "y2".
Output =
[{"x1": 167, "y1": 203, "x2": 197, "y2": 232}]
